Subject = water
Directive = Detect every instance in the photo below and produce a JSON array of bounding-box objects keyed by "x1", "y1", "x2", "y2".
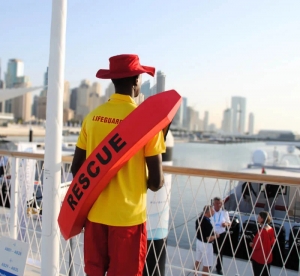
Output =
[{"x1": 173, "y1": 141, "x2": 273, "y2": 171}]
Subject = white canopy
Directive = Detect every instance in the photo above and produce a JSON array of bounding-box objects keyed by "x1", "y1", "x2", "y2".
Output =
[{"x1": 0, "y1": 86, "x2": 43, "y2": 101}]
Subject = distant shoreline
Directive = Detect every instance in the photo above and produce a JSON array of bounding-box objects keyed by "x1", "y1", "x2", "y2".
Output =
[
  {"x1": 0, "y1": 125, "x2": 82, "y2": 137},
  {"x1": 0, "y1": 126, "x2": 45, "y2": 137}
]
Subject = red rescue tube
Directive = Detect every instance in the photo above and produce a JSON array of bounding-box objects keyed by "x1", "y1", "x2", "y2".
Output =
[{"x1": 58, "y1": 90, "x2": 182, "y2": 240}]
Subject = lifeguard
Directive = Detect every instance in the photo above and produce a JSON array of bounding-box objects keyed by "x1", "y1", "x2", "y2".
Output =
[{"x1": 68, "y1": 54, "x2": 171, "y2": 276}]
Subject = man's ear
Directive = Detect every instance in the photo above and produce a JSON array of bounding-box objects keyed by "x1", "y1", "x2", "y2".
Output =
[{"x1": 133, "y1": 75, "x2": 139, "y2": 86}]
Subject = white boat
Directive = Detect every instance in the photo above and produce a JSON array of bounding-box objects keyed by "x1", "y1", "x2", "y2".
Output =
[{"x1": 223, "y1": 145, "x2": 300, "y2": 272}]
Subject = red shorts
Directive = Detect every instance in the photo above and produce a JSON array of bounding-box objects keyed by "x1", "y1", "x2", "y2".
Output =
[{"x1": 84, "y1": 219, "x2": 147, "y2": 276}]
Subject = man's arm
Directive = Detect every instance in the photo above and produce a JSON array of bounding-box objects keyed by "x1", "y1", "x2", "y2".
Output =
[
  {"x1": 145, "y1": 154, "x2": 164, "y2": 192},
  {"x1": 222, "y1": 211, "x2": 231, "y2": 227},
  {"x1": 71, "y1": 146, "x2": 86, "y2": 177}
]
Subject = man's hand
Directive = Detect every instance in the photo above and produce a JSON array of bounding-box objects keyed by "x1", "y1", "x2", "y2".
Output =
[{"x1": 222, "y1": 222, "x2": 231, "y2": 227}]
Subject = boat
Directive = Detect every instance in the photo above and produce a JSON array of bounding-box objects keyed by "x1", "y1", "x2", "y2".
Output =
[{"x1": 223, "y1": 145, "x2": 300, "y2": 271}]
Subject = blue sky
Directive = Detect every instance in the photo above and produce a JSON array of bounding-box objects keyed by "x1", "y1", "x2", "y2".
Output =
[{"x1": 1, "y1": 1, "x2": 300, "y2": 133}]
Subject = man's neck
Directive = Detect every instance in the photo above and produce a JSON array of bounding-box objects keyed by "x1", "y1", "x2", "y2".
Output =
[{"x1": 115, "y1": 88, "x2": 135, "y2": 98}]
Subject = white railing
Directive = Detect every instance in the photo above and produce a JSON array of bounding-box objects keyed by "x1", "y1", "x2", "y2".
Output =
[{"x1": 0, "y1": 150, "x2": 300, "y2": 276}]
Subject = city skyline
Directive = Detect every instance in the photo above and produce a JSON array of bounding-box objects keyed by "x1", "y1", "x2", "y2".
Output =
[
  {"x1": 1, "y1": 1, "x2": 300, "y2": 132},
  {"x1": 0, "y1": 58, "x2": 274, "y2": 135}
]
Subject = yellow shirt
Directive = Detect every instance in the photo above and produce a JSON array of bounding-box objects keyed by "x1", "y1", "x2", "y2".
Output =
[{"x1": 76, "y1": 93, "x2": 166, "y2": 226}]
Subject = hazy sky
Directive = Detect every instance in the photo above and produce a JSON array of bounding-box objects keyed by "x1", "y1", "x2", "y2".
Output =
[{"x1": 1, "y1": 1, "x2": 299, "y2": 133}]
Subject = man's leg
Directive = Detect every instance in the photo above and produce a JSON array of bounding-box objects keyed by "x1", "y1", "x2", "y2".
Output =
[
  {"x1": 84, "y1": 220, "x2": 109, "y2": 276},
  {"x1": 202, "y1": 243, "x2": 213, "y2": 276},
  {"x1": 194, "y1": 239, "x2": 202, "y2": 275},
  {"x1": 108, "y1": 222, "x2": 147, "y2": 276},
  {"x1": 215, "y1": 233, "x2": 225, "y2": 272}
]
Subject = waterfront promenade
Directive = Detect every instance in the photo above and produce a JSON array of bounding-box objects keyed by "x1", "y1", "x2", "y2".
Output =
[{"x1": 0, "y1": 125, "x2": 81, "y2": 137}]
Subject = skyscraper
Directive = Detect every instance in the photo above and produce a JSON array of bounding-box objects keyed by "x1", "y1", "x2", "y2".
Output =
[
  {"x1": 182, "y1": 97, "x2": 188, "y2": 128},
  {"x1": 151, "y1": 84, "x2": 157, "y2": 95},
  {"x1": 203, "y1": 111, "x2": 209, "y2": 131},
  {"x1": 5, "y1": 59, "x2": 24, "y2": 113},
  {"x1": 156, "y1": 71, "x2": 165, "y2": 93},
  {"x1": 222, "y1": 108, "x2": 232, "y2": 134},
  {"x1": 231, "y1": 96, "x2": 246, "y2": 134},
  {"x1": 173, "y1": 104, "x2": 183, "y2": 127},
  {"x1": 63, "y1": 81, "x2": 70, "y2": 109},
  {"x1": 141, "y1": 80, "x2": 151, "y2": 98},
  {"x1": 0, "y1": 59, "x2": 4, "y2": 112},
  {"x1": 76, "y1": 80, "x2": 91, "y2": 120},
  {"x1": 70, "y1": 88, "x2": 78, "y2": 111},
  {"x1": 105, "y1": 82, "x2": 114, "y2": 102},
  {"x1": 248, "y1": 112, "x2": 254, "y2": 135},
  {"x1": 40, "y1": 67, "x2": 48, "y2": 97},
  {"x1": 4, "y1": 59, "x2": 31, "y2": 121},
  {"x1": 0, "y1": 58, "x2": 4, "y2": 89}
]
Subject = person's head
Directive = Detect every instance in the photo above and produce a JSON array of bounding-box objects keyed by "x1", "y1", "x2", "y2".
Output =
[
  {"x1": 213, "y1": 197, "x2": 223, "y2": 211},
  {"x1": 257, "y1": 211, "x2": 271, "y2": 225},
  {"x1": 203, "y1": 205, "x2": 214, "y2": 218},
  {"x1": 96, "y1": 54, "x2": 155, "y2": 97},
  {"x1": 111, "y1": 75, "x2": 141, "y2": 97}
]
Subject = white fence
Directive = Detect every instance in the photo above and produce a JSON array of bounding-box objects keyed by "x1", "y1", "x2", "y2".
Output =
[{"x1": 0, "y1": 150, "x2": 300, "y2": 276}]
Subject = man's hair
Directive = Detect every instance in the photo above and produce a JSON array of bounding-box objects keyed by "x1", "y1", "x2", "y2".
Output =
[
  {"x1": 259, "y1": 211, "x2": 271, "y2": 224},
  {"x1": 111, "y1": 75, "x2": 139, "y2": 87},
  {"x1": 203, "y1": 205, "x2": 212, "y2": 214},
  {"x1": 213, "y1": 197, "x2": 222, "y2": 203}
]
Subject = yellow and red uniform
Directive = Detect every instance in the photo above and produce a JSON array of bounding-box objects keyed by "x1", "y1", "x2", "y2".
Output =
[{"x1": 76, "y1": 93, "x2": 166, "y2": 226}]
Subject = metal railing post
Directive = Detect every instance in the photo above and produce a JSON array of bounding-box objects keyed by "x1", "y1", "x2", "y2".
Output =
[
  {"x1": 68, "y1": 237, "x2": 74, "y2": 276},
  {"x1": 10, "y1": 157, "x2": 19, "y2": 239}
]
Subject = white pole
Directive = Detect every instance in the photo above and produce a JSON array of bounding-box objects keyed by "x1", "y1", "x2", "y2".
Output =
[
  {"x1": 10, "y1": 157, "x2": 19, "y2": 239},
  {"x1": 41, "y1": 0, "x2": 67, "y2": 275}
]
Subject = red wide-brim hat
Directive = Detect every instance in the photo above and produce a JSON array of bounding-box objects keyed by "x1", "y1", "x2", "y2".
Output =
[{"x1": 96, "y1": 54, "x2": 155, "y2": 79}]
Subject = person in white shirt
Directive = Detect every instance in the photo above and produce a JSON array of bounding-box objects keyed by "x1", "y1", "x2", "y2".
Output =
[{"x1": 211, "y1": 197, "x2": 231, "y2": 275}]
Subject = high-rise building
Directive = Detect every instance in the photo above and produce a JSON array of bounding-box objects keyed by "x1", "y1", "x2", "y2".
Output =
[
  {"x1": 0, "y1": 59, "x2": 4, "y2": 112},
  {"x1": 151, "y1": 84, "x2": 156, "y2": 96},
  {"x1": 37, "y1": 77, "x2": 70, "y2": 121},
  {"x1": 70, "y1": 88, "x2": 78, "y2": 111},
  {"x1": 4, "y1": 59, "x2": 32, "y2": 121},
  {"x1": 0, "y1": 58, "x2": 4, "y2": 89},
  {"x1": 156, "y1": 71, "x2": 165, "y2": 94},
  {"x1": 76, "y1": 80, "x2": 91, "y2": 120},
  {"x1": 134, "y1": 93, "x2": 144, "y2": 105},
  {"x1": 32, "y1": 95, "x2": 39, "y2": 117},
  {"x1": 40, "y1": 67, "x2": 48, "y2": 97},
  {"x1": 141, "y1": 80, "x2": 151, "y2": 98},
  {"x1": 5, "y1": 59, "x2": 24, "y2": 88},
  {"x1": 209, "y1": 123, "x2": 216, "y2": 132},
  {"x1": 187, "y1": 107, "x2": 202, "y2": 131},
  {"x1": 88, "y1": 83, "x2": 102, "y2": 112},
  {"x1": 203, "y1": 111, "x2": 209, "y2": 131},
  {"x1": 182, "y1": 97, "x2": 188, "y2": 128},
  {"x1": 105, "y1": 82, "x2": 115, "y2": 102},
  {"x1": 173, "y1": 104, "x2": 183, "y2": 127},
  {"x1": 231, "y1": 96, "x2": 246, "y2": 134},
  {"x1": 248, "y1": 112, "x2": 254, "y2": 135},
  {"x1": 222, "y1": 108, "x2": 232, "y2": 134},
  {"x1": 37, "y1": 96, "x2": 47, "y2": 120},
  {"x1": 63, "y1": 81, "x2": 70, "y2": 109}
]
